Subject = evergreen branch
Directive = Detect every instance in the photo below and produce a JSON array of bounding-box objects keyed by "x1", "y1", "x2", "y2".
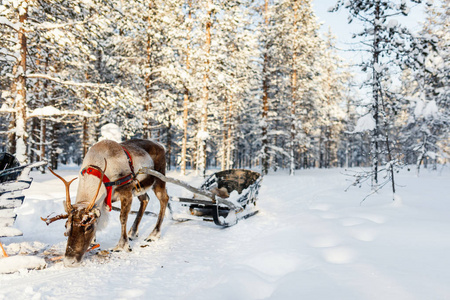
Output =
[
  {"x1": 26, "y1": 74, "x2": 112, "y2": 89},
  {"x1": 0, "y1": 17, "x2": 21, "y2": 32},
  {"x1": 31, "y1": 20, "x2": 86, "y2": 30}
]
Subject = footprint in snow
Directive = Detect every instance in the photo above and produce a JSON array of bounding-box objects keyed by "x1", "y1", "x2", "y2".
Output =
[
  {"x1": 242, "y1": 251, "x2": 303, "y2": 278},
  {"x1": 348, "y1": 226, "x2": 378, "y2": 242},
  {"x1": 309, "y1": 203, "x2": 331, "y2": 211},
  {"x1": 356, "y1": 213, "x2": 387, "y2": 224},
  {"x1": 339, "y1": 218, "x2": 366, "y2": 227},
  {"x1": 309, "y1": 235, "x2": 342, "y2": 248},
  {"x1": 322, "y1": 246, "x2": 356, "y2": 264}
]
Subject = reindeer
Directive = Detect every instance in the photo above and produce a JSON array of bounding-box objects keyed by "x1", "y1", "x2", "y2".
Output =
[{"x1": 42, "y1": 139, "x2": 169, "y2": 267}]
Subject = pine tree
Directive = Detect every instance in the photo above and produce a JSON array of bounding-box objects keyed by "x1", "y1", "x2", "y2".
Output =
[
  {"x1": 260, "y1": 0, "x2": 271, "y2": 175},
  {"x1": 316, "y1": 32, "x2": 349, "y2": 168},
  {"x1": 331, "y1": 0, "x2": 424, "y2": 196},
  {"x1": 400, "y1": 0, "x2": 449, "y2": 173},
  {"x1": 0, "y1": 0, "x2": 29, "y2": 163},
  {"x1": 1, "y1": 0, "x2": 136, "y2": 164}
]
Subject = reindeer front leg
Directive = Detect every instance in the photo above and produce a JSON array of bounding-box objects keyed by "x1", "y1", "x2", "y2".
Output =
[
  {"x1": 113, "y1": 191, "x2": 133, "y2": 252},
  {"x1": 128, "y1": 193, "x2": 149, "y2": 239},
  {"x1": 145, "y1": 181, "x2": 169, "y2": 242}
]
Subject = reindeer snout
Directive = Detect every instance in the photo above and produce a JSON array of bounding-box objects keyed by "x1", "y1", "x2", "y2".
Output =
[{"x1": 63, "y1": 256, "x2": 81, "y2": 267}]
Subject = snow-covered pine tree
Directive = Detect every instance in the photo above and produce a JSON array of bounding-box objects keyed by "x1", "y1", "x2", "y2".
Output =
[
  {"x1": 194, "y1": 0, "x2": 213, "y2": 175},
  {"x1": 258, "y1": 0, "x2": 297, "y2": 173},
  {"x1": 1, "y1": 0, "x2": 136, "y2": 165},
  {"x1": 260, "y1": 0, "x2": 271, "y2": 175},
  {"x1": 290, "y1": 0, "x2": 332, "y2": 174},
  {"x1": 400, "y1": 0, "x2": 449, "y2": 173},
  {"x1": 315, "y1": 31, "x2": 348, "y2": 169},
  {"x1": 262, "y1": 0, "x2": 332, "y2": 174},
  {"x1": 0, "y1": 0, "x2": 28, "y2": 163},
  {"x1": 210, "y1": 0, "x2": 260, "y2": 171},
  {"x1": 180, "y1": 0, "x2": 193, "y2": 175},
  {"x1": 331, "y1": 0, "x2": 424, "y2": 195}
]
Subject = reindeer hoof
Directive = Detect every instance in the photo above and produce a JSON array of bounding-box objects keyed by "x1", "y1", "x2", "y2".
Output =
[
  {"x1": 144, "y1": 236, "x2": 160, "y2": 243},
  {"x1": 112, "y1": 244, "x2": 132, "y2": 252},
  {"x1": 145, "y1": 230, "x2": 161, "y2": 243},
  {"x1": 128, "y1": 230, "x2": 139, "y2": 240},
  {"x1": 140, "y1": 239, "x2": 155, "y2": 247}
]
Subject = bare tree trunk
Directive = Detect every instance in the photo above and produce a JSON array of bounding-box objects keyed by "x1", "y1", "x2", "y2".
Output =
[
  {"x1": 371, "y1": 0, "x2": 381, "y2": 189},
  {"x1": 143, "y1": 2, "x2": 155, "y2": 140},
  {"x1": 379, "y1": 90, "x2": 396, "y2": 197},
  {"x1": 290, "y1": 5, "x2": 298, "y2": 176},
  {"x1": 319, "y1": 127, "x2": 324, "y2": 168},
  {"x1": 13, "y1": 1, "x2": 29, "y2": 164},
  {"x1": 50, "y1": 122, "x2": 58, "y2": 169},
  {"x1": 181, "y1": 89, "x2": 189, "y2": 174},
  {"x1": 221, "y1": 99, "x2": 228, "y2": 171},
  {"x1": 40, "y1": 53, "x2": 49, "y2": 172},
  {"x1": 261, "y1": 0, "x2": 270, "y2": 175},
  {"x1": 198, "y1": 0, "x2": 212, "y2": 176},
  {"x1": 226, "y1": 96, "x2": 233, "y2": 170},
  {"x1": 82, "y1": 69, "x2": 92, "y2": 158},
  {"x1": 289, "y1": 2, "x2": 299, "y2": 176},
  {"x1": 220, "y1": 94, "x2": 234, "y2": 170},
  {"x1": 40, "y1": 119, "x2": 46, "y2": 172},
  {"x1": 416, "y1": 149, "x2": 425, "y2": 177},
  {"x1": 325, "y1": 126, "x2": 331, "y2": 167},
  {"x1": 166, "y1": 120, "x2": 172, "y2": 170},
  {"x1": 29, "y1": 117, "x2": 37, "y2": 163},
  {"x1": 181, "y1": 0, "x2": 192, "y2": 175},
  {"x1": 345, "y1": 96, "x2": 352, "y2": 168}
]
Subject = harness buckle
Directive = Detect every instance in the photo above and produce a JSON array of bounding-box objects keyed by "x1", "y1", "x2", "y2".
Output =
[{"x1": 134, "y1": 180, "x2": 143, "y2": 193}]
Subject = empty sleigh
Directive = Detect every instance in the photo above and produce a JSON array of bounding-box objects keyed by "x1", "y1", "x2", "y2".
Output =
[{"x1": 167, "y1": 169, "x2": 262, "y2": 227}]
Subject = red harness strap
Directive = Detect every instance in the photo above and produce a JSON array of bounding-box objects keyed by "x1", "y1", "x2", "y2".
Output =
[
  {"x1": 81, "y1": 146, "x2": 136, "y2": 211},
  {"x1": 81, "y1": 167, "x2": 114, "y2": 211},
  {"x1": 121, "y1": 147, "x2": 136, "y2": 178}
]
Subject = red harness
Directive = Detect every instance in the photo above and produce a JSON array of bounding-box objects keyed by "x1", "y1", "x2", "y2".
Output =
[{"x1": 81, "y1": 146, "x2": 136, "y2": 211}]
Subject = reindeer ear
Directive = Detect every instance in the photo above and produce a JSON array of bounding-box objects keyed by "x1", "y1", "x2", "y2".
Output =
[{"x1": 64, "y1": 220, "x2": 72, "y2": 237}]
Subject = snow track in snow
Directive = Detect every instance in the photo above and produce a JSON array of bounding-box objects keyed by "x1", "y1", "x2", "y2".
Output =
[{"x1": 1, "y1": 167, "x2": 450, "y2": 299}]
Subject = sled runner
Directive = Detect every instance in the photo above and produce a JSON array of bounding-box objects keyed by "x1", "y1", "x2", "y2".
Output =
[
  {"x1": 0, "y1": 153, "x2": 47, "y2": 257},
  {"x1": 161, "y1": 169, "x2": 262, "y2": 227}
]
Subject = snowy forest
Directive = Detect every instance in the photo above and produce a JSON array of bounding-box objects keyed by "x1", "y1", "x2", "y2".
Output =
[{"x1": 0, "y1": 0, "x2": 448, "y2": 180}]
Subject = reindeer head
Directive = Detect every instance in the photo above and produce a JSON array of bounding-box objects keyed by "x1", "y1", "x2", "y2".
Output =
[{"x1": 42, "y1": 160, "x2": 106, "y2": 267}]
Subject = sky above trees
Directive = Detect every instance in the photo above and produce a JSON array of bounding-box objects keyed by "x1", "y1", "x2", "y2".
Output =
[{"x1": 312, "y1": 0, "x2": 426, "y2": 65}]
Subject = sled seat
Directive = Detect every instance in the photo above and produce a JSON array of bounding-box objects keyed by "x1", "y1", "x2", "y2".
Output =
[
  {"x1": 0, "y1": 153, "x2": 47, "y2": 238},
  {"x1": 0, "y1": 153, "x2": 21, "y2": 183},
  {"x1": 200, "y1": 169, "x2": 261, "y2": 196}
]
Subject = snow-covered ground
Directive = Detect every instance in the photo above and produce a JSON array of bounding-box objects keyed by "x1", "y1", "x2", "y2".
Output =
[{"x1": 1, "y1": 166, "x2": 450, "y2": 299}]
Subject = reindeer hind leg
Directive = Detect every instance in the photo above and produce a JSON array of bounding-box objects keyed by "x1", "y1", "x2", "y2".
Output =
[
  {"x1": 145, "y1": 181, "x2": 169, "y2": 242},
  {"x1": 128, "y1": 193, "x2": 149, "y2": 240},
  {"x1": 113, "y1": 191, "x2": 133, "y2": 252}
]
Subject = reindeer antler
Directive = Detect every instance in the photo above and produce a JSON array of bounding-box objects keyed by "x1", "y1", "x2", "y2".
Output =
[
  {"x1": 87, "y1": 159, "x2": 107, "y2": 211},
  {"x1": 41, "y1": 213, "x2": 69, "y2": 226},
  {"x1": 48, "y1": 168, "x2": 77, "y2": 212}
]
